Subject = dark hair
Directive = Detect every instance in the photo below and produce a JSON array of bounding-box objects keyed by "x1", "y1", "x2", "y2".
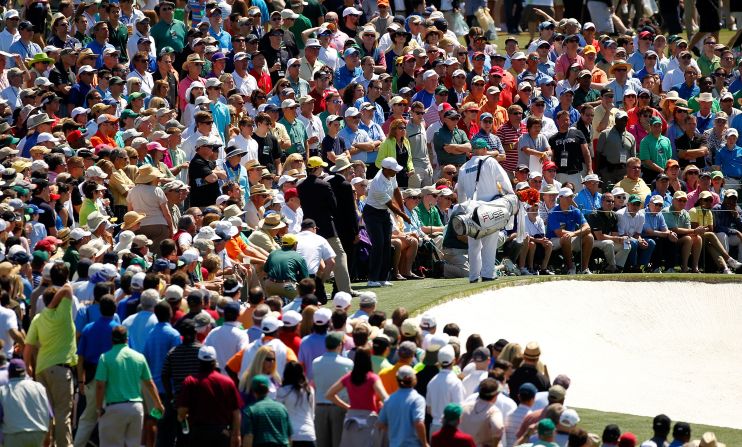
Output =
[
  {"x1": 112, "y1": 325, "x2": 128, "y2": 344},
  {"x1": 297, "y1": 278, "x2": 315, "y2": 295},
  {"x1": 82, "y1": 180, "x2": 98, "y2": 199},
  {"x1": 352, "y1": 323, "x2": 370, "y2": 347},
  {"x1": 368, "y1": 310, "x2": 386, "y2": 328},
  {"x1": 248, "y1": 287, "x2": 265, "y2": 305},
  {"x1": 265, "y1": 296, "x2": 283, "y2": 312},
  {"x1": 99, "y1": 295, "x2": 116, "y2": 317},
  {"x1": 282, "y1": 361, "x2": 311, "y2": 399},
  {"x1": 568, "y1": 429, "x2": 588, "y2": 447},
  {"x1": 154, "y1": 300, "x2": 172, "y2": 323},
  {"x1": 391, "y1": 307, "x2": 408, "y2": 328},
  {"x1": 555, "y1": 110, "x2": 570, "y2": 121},
  {"x1": 330, "y1": 309, "x2": 346, "y2": 331},
  {"x1": 94, "y1": 282, "x2": 114, "y2": 302},
  {"x1": 171, "y1": 271, "x2": 188, "y2": 289},
  {"x1": 442, "y1": 323, "x2": 460, "y2": 337},
  {"x1": 50, "y1": 263, "x2": 69, "y2": 286},
  {"x1": 42, "y1": 286, "x2": 58, "y2": 307},
  {"x1": 143, "y1": 272, "x2": 160, "y2": 290},
  {"x1": 349, "y1": 348, "x2": 373, "y2": 386},
  {"x1": 459, "y1": 334, "x2": 484, "y2": 367}
]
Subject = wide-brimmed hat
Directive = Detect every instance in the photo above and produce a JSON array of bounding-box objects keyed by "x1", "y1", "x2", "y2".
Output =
[
  {"x1": 26, "y1": 52, "x2": 55, "y2": 67},
  {"x1": 609, "y1": 60, "x2": 632, "y2": 74},
  {"x1": 698, "y1": 432, "x2": 726, "y2": 447},
  {"x1": 122, "y1": 211, "x2": 146, "y2": 230},
  {"x1": 225, "y1": 145, "x2": 248, "y2": 159},
  {"x1": 26, "y1": 113, "x2": 54, "y2": 129},
  {"x1": 250, "y1": 184, "x2": 270, "y2": 196},
  {"x1": 659, "y1": 90, "x2": 681, "y2": 109},
  {"x1": 222, "y1": 204, "x2": 246, "y2": 219},
  {"x1": 113, "y1": 230, "x2": 135, "y2": 252},
  {"x1": 329, "y1": 156, "x2": 352, "y2": 173},
  {"x1": 86, "y1": 211, "x2": 111, "y2": 231},
  {"x1": 260, "y1": 213, "x2": 286, "y2": 230},
  {"x1": 135, "y1": 164, "x2": 164, "y2": 184},
  {"x1": 183, "y1": 53, "x2": 205, "y2": 70}
]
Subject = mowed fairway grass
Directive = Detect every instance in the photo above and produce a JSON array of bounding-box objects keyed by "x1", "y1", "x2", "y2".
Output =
[{"x1": 347, "y1": 274, "x2": 742, "y2": 442}]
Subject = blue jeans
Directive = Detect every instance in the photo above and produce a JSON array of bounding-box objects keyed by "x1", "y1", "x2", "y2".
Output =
[{"x1": 627, "y1": 238, "x2": 657, "y2": 267}]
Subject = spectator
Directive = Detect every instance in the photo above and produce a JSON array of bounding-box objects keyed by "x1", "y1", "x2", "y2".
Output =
[
  {"x1": 0, "y1": 359, "x2": 52, "y2": 446},
  {"x1": 378, "y1": 365, "x2": 428, "y2": 447}
]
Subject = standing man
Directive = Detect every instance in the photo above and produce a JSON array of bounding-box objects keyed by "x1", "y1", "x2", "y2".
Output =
[
  {"x1": 150, "y1": 1, "x2": 187, "y2": 54},
  {"x1": 95, "y1": 326, "x2": 164, "y2": 447},
  {"x1": 455, "y1": 138, "x2": 515, "y2": 283},
  {"x1": 326, "y1": 157, "x2": 360, "y2": 289},
  {"x1": 596, "y1": 110, "x2": 635, "y2": 186},
  {"x1": 278, "y1": 98, "x2": 309, "y2": 160},
  {"x1": 378, "y1": 366, "x2": 428, "y2": 447},
  {"x1": 23, "y1": 265, "x2": 76, "y2": 447},
  {"x1": 426, "y1": 345, "x2": 465, "y2": 435},
  {"x1": 177, "y1": 345, "x2": 242, "y2": 446},
  {"x1": 549, "y1": 110, "x2": 592, "y2": 191},
  {"x1": 459, "y1": 378, "x2": 505, "y2": 447},
  {"x1": 242, "y1": 375, "x2": 292, "y2": 447},
  {"x1": 408, "y1": 100, "x2": 434, "y2": 188},
  {"x1": 0, "y1": 359, "x2": 52, "y2": 446},
  {"x1": 297, "y1": 156, "x2": 352, "y2": 295},
  {"x1": 313, "y1": 332, "x2": 353, "y2": 447}
]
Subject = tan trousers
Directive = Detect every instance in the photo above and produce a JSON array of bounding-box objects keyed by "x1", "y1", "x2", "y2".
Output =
[
  {"x1": 702, "y1": 232, "x2": 728, "y2": 268},
  {"x1": 263, "y1": 278, "x2": 298, "y2": 299},
  {"x1": 73, "y1": 381, "x2": 98, "y2": 447},
  {"x1": 37, "y1": 365, "x2": 74, "y2": 447},
  {"x1": 328, "y1": 236, "x2": 351, "y2": 293},
  {"x1": 4, "y1": 431, "x2": 47, "y2": 447},
  {"x1": 99, "y1": 402, "x2": 145, "y2": 447}
]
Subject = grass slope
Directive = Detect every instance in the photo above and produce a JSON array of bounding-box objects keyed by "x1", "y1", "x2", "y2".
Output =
[{"x1": 350, "y1": 274, "x2": 742, "y2": 442}]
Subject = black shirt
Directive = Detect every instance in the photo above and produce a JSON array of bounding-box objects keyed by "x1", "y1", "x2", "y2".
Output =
[
  {"x1": 507, "y1": 364, "x2": 550, "y2": 404},
  {"x1": 588, "y1": 210, "x2": 619, "y2": 236},
  {"x1": 188, "y1": 154, "x2": 220, "y2": 207},
  {"x1": 253, "y1": 132, "x2": 282, "y2": 172},
  {"x1": 548, "y1": 128, "x2": 588, "y2": 174},
  {"x1": 49, "y1": 62, "x2": 76, "y2": 105},
  {"x1": 321, "y1": 135, "x2": 347, "y2": 167},
  {"x1": 30, "y1": 196, "x2": 55, "y2": 231},
  {"x1": 675, "y1": 132, "x2": 708, "y2": 168}
]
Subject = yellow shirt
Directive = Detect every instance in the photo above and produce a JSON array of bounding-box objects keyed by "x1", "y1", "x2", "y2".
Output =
[
  {"x1": 689, "y1": 206, "x2": 714, "y2": 227},
  {"x1": 617, "y1": 177, "x2": 652, "y2": 203},
  {"x1": 25, "y1": 298, "x2": 77, "y2": 374}
]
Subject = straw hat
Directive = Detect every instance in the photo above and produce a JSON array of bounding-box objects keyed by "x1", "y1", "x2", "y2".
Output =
[
  {"x1": 259, "y1": 213, "x2": 286, "y2": 230},
  {"x1": 523, "y1": 341, "x2": 541, "y2": 360},
  {"x1": 609, "y1": 60, "x2": 632, "y2": 75},
  {"x1": 135, "y1": 164, "x2": 164, "y2": 184},
  {"x1": 329, "y1": 156, "x2": 352, "y2": 173},
  {"x1": 122, "y1": 211, "x2": 146, "y2": 230},
  {"x1": 250, "y1": 184, "x2": 270, "y2": 196},
  {"x1": 660, "y1": 90, "x2": 681, "y2": 109},
  {"x1": 113, "y1": 230, "x2": 135, "y2": 252},
  {"x1": 222, "y1": 204, "x2": 246, "y2": 219},
  {"x1": 698, "y1": 432, "x2": 726, "y2": 447},
  {"x1": 183, "y1": 53, "x2": 205, "y2": 71}
]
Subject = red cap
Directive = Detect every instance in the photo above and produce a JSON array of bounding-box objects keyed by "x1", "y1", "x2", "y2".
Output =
[
  {"x1": 34, "y1": 239, "x2": 56, "y2": 253},
  {"x1": 618, "y1": 432, "x2": 637, "y2": 447},
  {"x1": 94, "y1": 144, "x2": 114, "y2": 154},
  {"x1": 638, "y1": 30, "x2": 652, "y2": 39},
  {"x1": 543, "y1": 161, "x2": 557, "y2": 171},
  {"x1": 438, "y1": 102, "x2": 453, "y2": 113},
  {"x1": 403, "y1": 54, "x2": 415, "y2": 62},
  {"x1": 489, "y1": 66, "x2": 504, "y2": 76},
  {"x1": 50, "y1": 193, "x2": 61, "y2": 200},
  {"x1": 67, "y1": 130, "x2": 83, "y2": 141},
  {"x1": 284, "y1": 188, "x2": 298, "y2": 201}
]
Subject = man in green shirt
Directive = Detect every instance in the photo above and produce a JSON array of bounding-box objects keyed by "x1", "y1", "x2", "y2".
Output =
[
  {"x1": 95, "y1": 326, "x2": 164, "y2": 447},
  {"x1": 243, "y1": 375, "x2": 292, "y2": 447},
  {"x1": 24, "y1": 264, "x2": 77, "y2": 447},
  {"x1": 278, "y1": 98, "x2": 308, "y2": 157},
  {"x1": 639, "y1": 116, "x2": 671, "y2": 183},
  {"x1": 433, "y1": 109, "x2": 471, "y2": 167},
  {"x1": 696, "y1": 36, "x2": 721, "y2": 76},
  {"x1": 415, "y1": 185, "x2": 445, "y2": 236},
  {"x1": 263, "y1": 233, "x2": 309, "y2": 299},
  {"x1": 150, "y1": 1, "x2": 187, "y2": 54},
  {"x1": 284, "y1": 4, "x2": 312, "y2": 52}
]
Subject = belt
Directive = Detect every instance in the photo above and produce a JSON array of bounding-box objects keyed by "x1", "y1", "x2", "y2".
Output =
[
  {"x1": 266, "y1": 278, "x2": 292, "y2": 283},
  {"x1": 316, "y1": 403, "x2": 334, "y2": 406},
  {"x1": 56, "y1": 363, "x2": 73, "y2": 369},
  {"x1": 107, "y1": 400, "x2": 139, "y2": 406}
]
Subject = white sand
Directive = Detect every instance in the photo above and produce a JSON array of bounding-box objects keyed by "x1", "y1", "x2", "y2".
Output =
[{"x1": 423, "y1": 280, "x2": 742, "y2": 429}]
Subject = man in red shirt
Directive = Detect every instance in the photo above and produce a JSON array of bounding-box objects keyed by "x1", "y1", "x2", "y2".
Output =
[
  {"x1": 90, "y1": 114, "x2": 120, "y2": 148},
  {"x1": 177, "y1": 345, "x2": 242, "y2": 447},
  {"x1": 432, "y1": 403, "x2": 476, "y2": 447},
  {"x1": 277, "y1": 310, "x2": 302, "y2": 356}
]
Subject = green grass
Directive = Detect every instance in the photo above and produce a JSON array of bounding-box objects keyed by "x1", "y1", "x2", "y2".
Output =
[{"x1": 348, "y1": 274, "x2": 742, "y2": 442}]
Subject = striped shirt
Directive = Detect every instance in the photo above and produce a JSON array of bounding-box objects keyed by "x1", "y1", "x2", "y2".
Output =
[
  {"x1": 504, "y1": 404, "x2": 533, "y2": 447},
  {"x1": 496, "y1": 121, "x2": 526, "y2": 172},
  {"x1": 161, "y1": 341, "x2": 202, "y2": 397}
]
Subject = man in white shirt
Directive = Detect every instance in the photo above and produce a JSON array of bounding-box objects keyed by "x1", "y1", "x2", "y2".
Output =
[
  {"x1": 296, "y1": 218, "x2": 335, "y2": 301},
  {"x1": 227, "y1": 116, "x2": 258, "y2": 164},
  {"x1": 203, "y1": 301, "x2": 249, "y2": 370},
  {"x1": 126, "y1": 16, "x2": 154, "y2": 61},
  {"x1": 231, "y1": 52, "x2": 257, "y2": 96},
  {"x1": 504, "y1": 383, "x2": 537, "y2": 447},
  {"x1": 296, "y1": 96, "x2": 324, "y2": 157},
  {"x1": 0, "y1": 300, "x2": 21, "y2": 358},
  {"x1": 426, "y1": 344, "x2": 465, "y2": 435},
  {"x1": 0, "y1": 10, "x2": 20, "y2": 53},
  {"x1": 0, "y1": 67, "x2": 23, "y2": 112},
  {"x1": 281, "y1": 188, "x2": 303, "y2": 234},
  {"x1": 461, "y1": 347, "x2": 491, "y2": 396}
]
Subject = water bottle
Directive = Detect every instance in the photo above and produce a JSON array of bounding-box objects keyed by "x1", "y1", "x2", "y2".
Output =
[
  {"x1": 181, "y1": 419, "x2": 190, "y2": 435},
  {"x1": 150, "y1": 408, "x2": 163, "y2": 420}
]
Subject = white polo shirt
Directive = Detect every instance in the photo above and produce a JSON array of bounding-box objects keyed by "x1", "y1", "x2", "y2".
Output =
[
  {"x1": 296, "y1": 230, "x2": 335, "y2": 275},
  {"x1": 426, "y1": 368, "x2": 465, "y2": 429},
  {"x1": 203, "y1": 321, "x2": 250, "y2": 370}
]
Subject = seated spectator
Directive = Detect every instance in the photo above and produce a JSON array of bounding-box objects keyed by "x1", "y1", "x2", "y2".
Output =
[
  {"x1": 617, "y1": 194, "x2": 655, "y2": 272},
  {"x1": 546, "y1": 188, "x2": 595, "y2": 274},
  {"x1": 662, "y1": 191, "x2": 703, "y2": 272}
]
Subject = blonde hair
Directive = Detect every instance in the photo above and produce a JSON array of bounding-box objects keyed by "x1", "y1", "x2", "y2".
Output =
[
  {"x1": 497, "y1": 342, "x2": 523, "y2": 369},
  {"x1": 300, "y1": 305, "x2": 317, "y2": 338},
  {"x1": 239, "y1": 345, "x2": 280, "y2": 392}
]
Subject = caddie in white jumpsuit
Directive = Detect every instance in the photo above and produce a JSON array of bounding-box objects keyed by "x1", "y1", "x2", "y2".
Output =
[{"x1": 456, "y1": 138, "x2": 515, "y2": 282}]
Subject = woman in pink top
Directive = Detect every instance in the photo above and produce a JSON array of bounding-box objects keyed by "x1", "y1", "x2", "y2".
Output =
[{"x1": 326, "y1": 348, "x2": 389, "y2": 447}]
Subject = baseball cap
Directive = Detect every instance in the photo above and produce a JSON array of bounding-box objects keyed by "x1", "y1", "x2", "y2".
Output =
[
  {"x1": 282, "y1": 310, "x2": 302, "y2": 326},
  {"x1": 539, "y1": 419, "x2": 556, "y2": 436},
  {"x1": 197, "y1": 345, "x2": 217, "y2": 362},
  {"x1": 437, "y1": 345, "x2": 455, "y2": 366},
  {"x1": 260, "y1": 316, "x2": 284, "y2": 333},
  {"x1": 313, "y1": 307, "x2": 332, "y2": 325},
  {"x1": 333, "y1": 291, "x2": 352, "y2": 309}
]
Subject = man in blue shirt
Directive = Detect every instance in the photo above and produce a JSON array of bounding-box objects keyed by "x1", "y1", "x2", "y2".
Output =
[
  {"x1": 715, "y1": 128, "x2": 742, "y2": 181},
  {"x1": 143, "y1": 301, "x2": 182, "y2": 396},
  {"x1": 8, "y1": 21, "x2": 42, "y2": 68},
  {"x1": 297, "y1": 307, "x2": 331, "y2": 380},
  {"x1": 86, "y1": 21, "x2": 115, "y2": 69},
  {"x1": 574, "y1": 174, "x2": 602, "y2": 216},
  {"x1": 75, "y1": 296, "x2": 119, "y2": 447},
  {"x1": 411, "y1": 70, "x2": 438, "y2": 109},
  {"x1": 671, "y1": 66, "x2": 700, "y2": 100},
  {"x1": 207, "y1": 7, "x2": 231, "y2": 51},
  {"x1": 378, "y1": 365, "x2": 427, "y2": 447},
  {"x1": 546, "y1": 187, "x2": 595, "y2": 274},
  {"x1": 334, "y1": 47, "x2": 362, "y2": 92}
]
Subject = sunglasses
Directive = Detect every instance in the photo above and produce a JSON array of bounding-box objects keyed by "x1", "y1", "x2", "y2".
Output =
[{"x1": 511, "y1": 111, "x2": 523, "y2": 115}]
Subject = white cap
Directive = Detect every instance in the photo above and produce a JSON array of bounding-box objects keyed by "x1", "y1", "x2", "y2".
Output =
[
  {"x1": 282, "y1": 310, "x2": 303, "y2": 326},
  {"x1": 381, "y1": 157, "x2": 403, "y2": 172},
  {"x1": 615, "y1": 110, "x2": 628, "y2": 119},
  {"x1": 181, "y1": 247, "x2": 203, "y2": 264},
  {"x1": 724, "y1": 128, "x2": 739, "y2": 138},
  {"x1": 71, "y1": 107, "x2": 89, "y2": 118},
  {"x1": 69, "y1": 227, "x2": 91, "y2": 240},
  {"x1": 197, "y1": 345, "x2": 217, "y2": 361},
  {"x1": 427, "y1": 332, "x2": 450, "y2": 351},
  {"x1": 558, "y1": 187, "x2": 574, "y2": 198},
  {"x1": 624, "y1": 88, "x2": 637, "y2": 97},
  {"x1": 313, "y1": 307, "x2": 332, "y2": 325},
  {"x1": 165, "y1": 285, "x2": 184, "y2": 301},
  {"x1": 131, "y1": 271, "x2": 146, "y2": 289},
  {"x1": 34, "y1": 77, "x2": 53, "y2": 87},
  {"x1": 511, "y1": 51, "x2": 526, "y2": 60},
  {"x1": 419, "y1": 313, "x2": 436, "y2": 329},
  {"x1": 528, "y1": 171, "x2": 542, "y2": 180},
  {"x1": 438, "y1": 344, "x2": 455, "y2": 365},
  {"x1": 261, "y1": 315, "x2": 284, "y2": 333},
  {"x1": 204, "y1": 77, "x2": 222, "y2": 88},
  {"x1": 583, "y1": 21, "x2": 596, "y2": 30},
  {"x1": 36, "y1": 132, "x2": 59, "y2": 144},
  {"x1": 333, "y1": 291, "x2": 352, "y2": 309},
  {"x1": 30, "y1": 160, "x2": 48, "y2": 173},
  {"x1": 422, "y1": 69, "x2": 438, "y2": 81},
  {"x1": 342, "y1": 6, "x2": 362, "y2": 16},
  {"x1": 85, "y1": 166, "x2": 108, "y2": 179},
  {"x1": 559, "y1": 409, "x2": 581, "y2": 428},
  {"x1": 344, "y1": 107, "x2": 360, "y2": 118},
  {"x1": 77, "y1": 65, "x2": 96, "y2": 75},
  {"x1": 278, "y1": 174, "x2": 297, "y2": 186},
  {"x1": 195, "y1": 96, "x2": 210, "y2": 106},
  {"x1": 452, "y1": 69, "x2": 466, "y2": 77},
  {"x1": 3, "y1": 10, "x2": 19, "y2": 19},
  {"x1": 611, "y1": 186, "x2": 626, "y2": 196}
]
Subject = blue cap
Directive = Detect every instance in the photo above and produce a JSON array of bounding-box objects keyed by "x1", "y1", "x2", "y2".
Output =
[
  {"x1": 344, "y1": 47, "x2": 360, "y2": 57},
  {"x1": 103, "y1": 98, "x2": 118, "y2": 106},
  {"x1": 224, "y1": 301, "x2": 241, "y2": 313},
  {"x1": 539, "y1": 21, "x2": 555, "y2": 30},
  {"x1": 537, "y1": 76, "x2": 555, "y2": 86},
  {"x1": 479, "y1": 112, "x2": 493, "y2": 121},
  {"x1": 559, "y1": 88, "x2": 574, "y2": 96},
  {"x1": 137, "y1": 37, "x2": 151, "y2": 45},
  {"x1": 25, "y1": 204, "x2": 44, "y2": 214},
  {"x1": 153, "y1": 258, "x2": 173, "y2": 272},
  {"x1": 519, "y1": 382, "x2": 538, "y2": 399}
]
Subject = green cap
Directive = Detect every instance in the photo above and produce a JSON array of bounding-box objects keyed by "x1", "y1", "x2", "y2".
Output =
[
  {"x1": 120, "y1": 109, "x2": 139, "y2": 120},
  {"x1": 435, "y1": 85, "x2": 448, "y2": 95},
  {"x1": 128, "y1": 91, "x2": 146, "y2": 101},
  {"x1": 32, "y1": 250, "x2": 49, "y2": 262},
  {"x1": 130, "y1": 257, "x2": 147, "y2": 269},
  {"x1": 12, "y1": 186, "x2": 29, "y2": 196},
  {"x1": 472, "y1": 138, "x2": 489, "y2": 149},
  {"x1": 628, "y1": 194, "x2": 641, "y2": 204},
  {"x1": 443, "y1": 403, "x2": 463, "y2": 422},
  {"x1": 538, "y1": 418, "x2": 556, "y2": 436},
  {"x1": 649, "y1": 116, "x2": 662, "y2": 126},
  {"x1": 0, "y1": 135, "x2": 19, "y2": 146},
  {"x1": 250, "y1": 374, "x2": 270, "y2": 392},
  {"x1": 325, "y1": 332, "x2": 344, "y2": 350},
  {"x1": 711, "y1": 170, "x2": 724, "y2": 180}
]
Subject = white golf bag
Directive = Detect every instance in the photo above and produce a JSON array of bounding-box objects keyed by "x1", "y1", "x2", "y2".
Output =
[{"x1": 451, "y1": 195, "x2": 519, "y2": 239}]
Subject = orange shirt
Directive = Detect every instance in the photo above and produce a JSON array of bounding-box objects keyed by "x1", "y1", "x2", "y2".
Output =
[
  {"x1": 226, "y1": 237, "x2": 250, "y2": 262},
  {"x1": 480, "y1": 101, "x2": 509, "y2": 130},
  {"x1": 90, "y1": 131, "x2": 118, "y2": 149},
  {"x1": 462, "y1": 93, "x2": 487, "y2": 108}
]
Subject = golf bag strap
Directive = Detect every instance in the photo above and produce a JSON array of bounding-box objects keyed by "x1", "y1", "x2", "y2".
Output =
[{"x1": 472, "y1": 156, "x2": 492, "y2": 202}]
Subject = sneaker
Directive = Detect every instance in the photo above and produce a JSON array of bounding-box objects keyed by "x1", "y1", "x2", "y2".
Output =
[
  {"x1": 519, "y1": 267, "x2": 532, "y2": 276},
  {"x1": 567, "y1": 266, "x2": 577, "y2": 275},
  {"x1": 366, "y1": 281, "x2": 382, "y2": 287},
  {"x1": 665, "y1": 267, "x2": 677, "y2": 273},
  {"x1": 723, "y1": 268, "x2": 734, "y2": 275},
  {"x1": 469, "y1": 278, "x2": 479, "y2": 283},
  {"x1": 382, "y1": 281, "x2": 393, "y2": 286},
  {"x1": 539, "y1": 269, "x2": 555, "y2": 276},
  {"x1": 502, "y1": 259, "x2": 518, "y2": 275},
  {"x1": 727, "y1": 258, "x2": 742, "y2": 270},
  {"x1": 652, "y1": 267, "x2": 663, "y2": 274},
  {"x1": 580, "y1": 268, "x2": 593, "y2": 275}
]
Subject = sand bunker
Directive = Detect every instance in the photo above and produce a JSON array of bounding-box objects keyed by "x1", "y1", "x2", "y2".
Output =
[{"x1": 423, "y1": 280, "x2": 742, "y2": 429}]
